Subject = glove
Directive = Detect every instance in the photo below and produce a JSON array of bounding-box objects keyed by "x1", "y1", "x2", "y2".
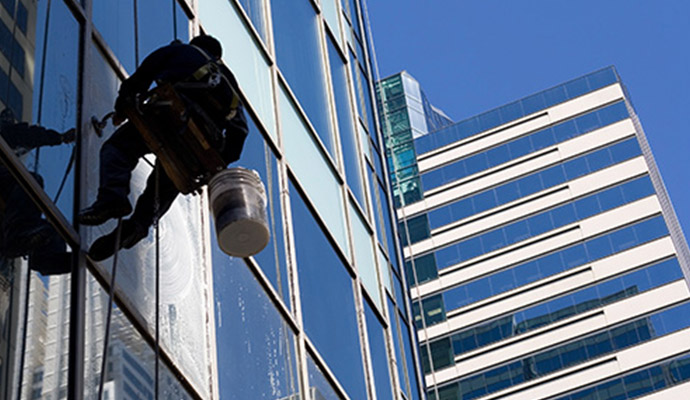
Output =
[
  {"x1": 61, "y1": 128, "x2": 76, "y2": 144},
  {"x1": 113, "y1": 94, "x2": 134, "y2": 126}
]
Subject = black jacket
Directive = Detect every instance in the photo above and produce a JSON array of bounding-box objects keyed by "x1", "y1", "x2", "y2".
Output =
[{"x1": 117, "y1": 41, "x2": 248, "y2": 163}]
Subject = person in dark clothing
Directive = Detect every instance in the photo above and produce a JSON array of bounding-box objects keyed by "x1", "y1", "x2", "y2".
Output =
[
  {"x1": 78, "y1": 35, "x2": 249, "y2": 261},
  {"x1": 0, "y1": 108, "x2": 75, "y2": 275}
]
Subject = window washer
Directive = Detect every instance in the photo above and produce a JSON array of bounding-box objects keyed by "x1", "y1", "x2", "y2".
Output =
[
  {"x1": 78, "y1": 35, "x2": 249, "y2": 261},
  {"x1": 0, "y1": 108, "x2": 75, "y2": 275}
]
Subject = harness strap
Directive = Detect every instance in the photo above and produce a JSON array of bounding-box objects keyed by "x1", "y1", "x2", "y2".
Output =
[{"x1": 183, "y1": 45, "x2": 240, "y2": 120}]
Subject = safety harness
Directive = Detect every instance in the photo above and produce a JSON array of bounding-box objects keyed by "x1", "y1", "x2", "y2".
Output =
[{"x1": 177, "y1": 45, "x2": 241, "y2": 122}]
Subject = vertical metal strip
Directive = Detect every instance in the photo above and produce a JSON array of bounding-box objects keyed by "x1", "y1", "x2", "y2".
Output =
[
  {"x1": 14, "y1": 266, "x2": 32, "y2": 400},
  {"x1": 69, "y1": 0, "x2": 90, "y2": 397},
  {"x1": 133, "y1": 0, "x2": 139, "y2": 67},
  {"x1": 172, "y1": 0, "x2": 178, "y2": 40}
]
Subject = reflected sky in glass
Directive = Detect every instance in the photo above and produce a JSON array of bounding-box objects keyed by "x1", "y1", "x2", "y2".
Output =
[
  {"x1": 29, "y1": 0, "x2": 78, "y2": 220},
  {"x1": 364, "y1": 299, "x2": 395, "y2": 400},
  {"x1": 280, "y1": 84, "x2": 350, "y2": 255},
  {"x1": 307, "y1": 354, "x2": 344, "y2": 400},
  {"x1": 93, "y1": 0, "x2": 135, "y2": 73},
  {"x1": 290, "y1": 179, "x2": 367, "y2": 400},
  {"x1": 271, "y1": 0, "x2": 336, "y2": 160},
  {"x1": 234, "y1": 116, "x2": 290, "y2": 309},
  {"x1": 137, "y1": 0, "x2": 175, "y2": 63},
  {"x1": 200, "y1": 0, "x2": 276, "y2": 140}
]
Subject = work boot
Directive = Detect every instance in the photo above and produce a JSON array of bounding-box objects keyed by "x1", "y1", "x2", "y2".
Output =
[
  {"x1": 77, "y1": 199, "x2": 132, "y2": 226},
  {"x1": 3, "y1": 222, "x2": 54, "y2": 258},
  {"x1": 88, "y1": 220, "x2": 148, "y2": 262}
]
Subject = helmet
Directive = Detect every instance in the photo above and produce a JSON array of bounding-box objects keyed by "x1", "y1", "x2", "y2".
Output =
[{"x1": 190, "y1": 35, "x2": 222, "y2": 59}]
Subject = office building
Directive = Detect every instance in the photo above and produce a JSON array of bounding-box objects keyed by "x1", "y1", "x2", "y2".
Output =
[
  {"x1": 0, "y1": 0, "x2": 423, "y2": 399},
  {"x1": 379, "y1": 68, "x2": 690, "y2": 400}
]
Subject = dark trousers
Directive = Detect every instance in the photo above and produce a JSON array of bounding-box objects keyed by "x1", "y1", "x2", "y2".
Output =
[{"x1": 97, "y1": 122, "x2": 179, "y2": 229}]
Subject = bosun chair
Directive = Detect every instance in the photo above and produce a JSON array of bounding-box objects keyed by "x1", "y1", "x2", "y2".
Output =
[{"x1": 122, "y1": 82, "x2": 227, "y2": 195}]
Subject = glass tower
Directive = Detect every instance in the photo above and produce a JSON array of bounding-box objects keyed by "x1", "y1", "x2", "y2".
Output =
[
  {"x1": 379, "y1": 68, "x2": 690, "y2": 400},
  {"x1": 0, "y1": 0, "x2": 424, "y2": 399}
]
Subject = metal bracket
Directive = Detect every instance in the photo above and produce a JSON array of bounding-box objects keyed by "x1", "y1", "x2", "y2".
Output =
[{"x1": 91, "y1": 112, "x2": 115, "y2": 137}]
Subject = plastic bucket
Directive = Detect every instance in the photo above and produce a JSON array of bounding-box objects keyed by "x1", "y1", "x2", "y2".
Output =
[{"x1": 208, "y1": 168, "x2": 270, "y2": 257}]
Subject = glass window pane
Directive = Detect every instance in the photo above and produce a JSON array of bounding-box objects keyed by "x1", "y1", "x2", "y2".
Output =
[
  {"x1": 564, "y1": 77, "x2": 590, "y2": 98},
  {"x1": 237, "y1": 0, "x2": 268, "y2": 42},
  {"x1": 272, "y1": 0, "x2": 336, "y2": 159},
  {"x1": 376, "y1": 178, "x2": 398, "y2": 264},
  {"x1": 82, "y1": 271, "x2": 196, "y2": 399},
  {"x1": 380, "y1": 248, "x2": 393, "y2": 295},
  {"x1": 93, "y1": 0, "x2": 136, "y2": 73},
  {"x1": 137, "y1": 0, "x2": 175, "y2": 61},
  {"x1": 322, "y1": 0, "x2": 342, "y2": 47},
  {"x1": 26, "y1": 0, "x2": 79, "y2": 220},
  {"x1": 388, "y1": 296, "x2": 408, "y2": 397},
  {"x1": 307, "y1": 354, "x2": 345, "y2": 400},
  {"x1": 393, "y1": 271, "x2": 408, "y2": 317},
  {"x1": 350, "y1": 203, "x2": 382, "y2": 309},
  {"x1": 364, "y1": 299, "x2": 395, "y2": 400},
  {"x1": 84, "y1": 43, "x2": 215, "y2": 395},
  {"x1": 280, "y1": 85, "x2": 349, "y2": 254},
  {"x1": 543, "y1": 86, "x2": 568, "y2": 105},
  {"x1": 200, "y1": 0, "x2": 276, "y2": 140},
  {"x1": 234, "y1": 117, "x2": 290, "y2": 309},
  {"x1": 410, "y1": 253, "x2": 438, "y2": 284},
  {"x1": 2, "y1": 219, "x2": 75, "y2": 398},
  {"x1": 400, "y1": 317, "x2": 421, "y2": 399},
  {"x1": 327, "y1": 37, "x2": 366, "y2": 210},
  {"x1": 291, "y1": 180, "x2": 367, "y2": 400},
  {"x1": 350, "y1": 51, "x2": 377, "y2": 143},
  {"x1": 174, "y1": 1, "x2": 191, "y2": 42},
  {"x1": 212, "y1": 255, "x2": 299, "y2": 399}
]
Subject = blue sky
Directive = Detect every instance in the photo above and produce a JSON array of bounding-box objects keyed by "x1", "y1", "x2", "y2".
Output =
[{"x1": 367, "y1": 1, "x2": 690, "y2": 239}]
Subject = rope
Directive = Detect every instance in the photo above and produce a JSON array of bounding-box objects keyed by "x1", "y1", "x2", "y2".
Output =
[
  {"x1": 97, "y1": 218, "x2": 124, "y2": 399},
  {"x1": 153, "y1": 163, "x2": 161, "y2": 399},
  {"x1": 53, "y1": 145, "x2": 76, "y2": 203}
]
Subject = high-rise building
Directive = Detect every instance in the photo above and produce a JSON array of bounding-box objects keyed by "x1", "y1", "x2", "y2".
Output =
[
  {"x1": 0, "y1": 0, "x2": 424, "y2": 399},
  {"x1": 379, "y1": 67, "x2": 690, "y2": 400}
]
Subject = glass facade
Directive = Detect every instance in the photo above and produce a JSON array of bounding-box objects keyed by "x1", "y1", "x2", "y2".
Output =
[
  {"x1": 413, "y1": 67, "x2": 620, "y2": 156},
  {"x1": 379, "y1": 68, "x2": 690, "y2": 400},
  {"x1": 0, "y1": 1, "x2": 424, "y2": 400},
  {"x1": 378, "y1": 72, "x2": 453, "y2": 208}
]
